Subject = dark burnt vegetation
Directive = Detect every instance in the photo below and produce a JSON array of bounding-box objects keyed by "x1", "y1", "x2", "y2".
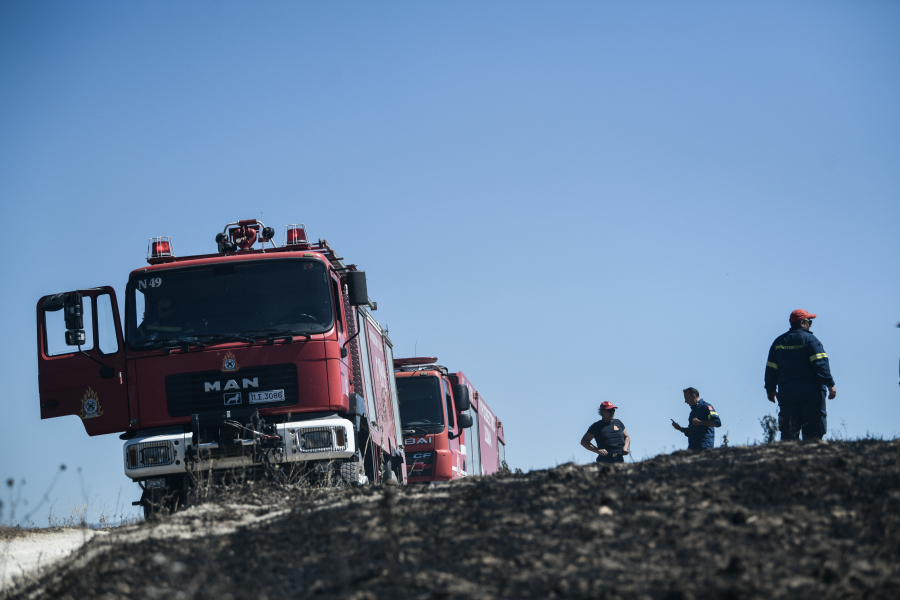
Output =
[{"x1": 7, "y1": 440, "x2": 900, "y2": 600}]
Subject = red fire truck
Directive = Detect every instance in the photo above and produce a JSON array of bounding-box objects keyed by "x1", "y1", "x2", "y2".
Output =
[
  {"x1": 36, "y1": 219, "x2": 406, "y2": 514},
  {"x1": 394, "y1": 358, "x2": 506, "y2": 482}
]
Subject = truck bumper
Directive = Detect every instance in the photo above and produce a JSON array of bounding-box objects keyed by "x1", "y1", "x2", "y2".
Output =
[{"x1": 123, "y1": 416, "x2": 356, "y2": 480}]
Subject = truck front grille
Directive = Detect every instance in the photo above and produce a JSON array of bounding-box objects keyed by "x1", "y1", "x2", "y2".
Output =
[
  {"x1": 166, "y1": 364, "x2": 299, "y2": 417},
  {"x1": 405, "y1": 450, "x2": 435, "y2": 479}
]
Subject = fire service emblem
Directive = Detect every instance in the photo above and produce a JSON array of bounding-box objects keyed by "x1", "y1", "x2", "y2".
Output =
[
  {"x1": 80, "y1": 387, "x2": 103, "y2": 420},
  {"x1": 221, "y1": 351, "x2": 238, "y2": 372}
]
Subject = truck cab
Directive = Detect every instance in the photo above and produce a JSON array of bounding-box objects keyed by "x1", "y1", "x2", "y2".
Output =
[
  {"x1": 36, "y1": 220, "x2": 406, "y2": 514},
  {"x1": 394, "y1": 358, "x2": 505, "y2": 482}
]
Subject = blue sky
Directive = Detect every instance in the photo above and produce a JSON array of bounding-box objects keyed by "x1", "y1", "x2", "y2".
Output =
[{"x1": 2, "y1": 1, "x2": 898, "y2": 525}]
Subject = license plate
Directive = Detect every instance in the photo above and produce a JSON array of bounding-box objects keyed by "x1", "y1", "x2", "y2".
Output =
[{"x1": 249, "y1": 389, "x2": 284, "y2": 404}]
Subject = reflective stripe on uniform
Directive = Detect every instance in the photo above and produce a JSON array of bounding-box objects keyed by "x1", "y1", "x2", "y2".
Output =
[
  {"x1": 708, "y1": 411, "x2": 719, "y2": 418},
  {"x1": 766, "y1": 361, "x2": 778, "y2": 369},
  {"x1": 809, "y1": 353, "x2": 827, "y2": 362}
]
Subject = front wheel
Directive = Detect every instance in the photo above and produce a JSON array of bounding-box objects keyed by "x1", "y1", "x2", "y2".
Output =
[
  {"x1": 141, "y1": 488, "x2": 178, "y2": 519},
  {"x1": 341, "y1": 459, "x2": 367, "y2": 486}
]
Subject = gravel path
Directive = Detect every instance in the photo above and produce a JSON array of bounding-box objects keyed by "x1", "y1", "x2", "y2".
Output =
[{"x1": 0, "y1": 530, "x2": 102, "y2": 592}]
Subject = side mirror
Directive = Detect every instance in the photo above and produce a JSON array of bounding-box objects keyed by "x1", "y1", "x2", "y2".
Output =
[
  {"x1": 346, "y1": 271, "x2": 368, "y2": 306},
  {"x1": 454, "y1": 384, "x2": 470, "y2": 412},
  {"x1": 64, "y1": 293, "x2": 86, "y2": 346},
  {"x1": 457, "y1": 413, "x2": 473, "y2": 429},
  {"x1": 348, "y1": 392, "x2": 367, "y2": 418}
]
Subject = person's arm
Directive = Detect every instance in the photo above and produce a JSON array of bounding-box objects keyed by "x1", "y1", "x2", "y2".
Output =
[
  {"x1": 671, "y1": 419, "x2": 688, "y2": 436},
  {"x1": 765, "y1": 343, "x2": 779, "y2": 402},
  {"x1": 808, "y1": 335, "x2": 837, "y2": 400},
  {"x1": 622, "y1": 429, "x2": 631, "y2": 455},
  {"x1": 580, "y1": 432, "x2": 606, "y2": 456}
]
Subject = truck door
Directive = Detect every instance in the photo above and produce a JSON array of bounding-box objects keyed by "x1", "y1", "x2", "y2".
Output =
[
  {"x1": 442, "y1": 378, "x2": 464, "y2": 476},
  {"x1": 36, "y1": 287, "x2": 130, "y2": 436}
]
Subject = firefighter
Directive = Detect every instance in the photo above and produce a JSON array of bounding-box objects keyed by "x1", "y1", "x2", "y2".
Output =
[
  {"x1": 137, "y1": 296, "x2": 192, "y2": 338},
  {"x1": 671, "y1": 387, "x2": 721, "y2": 450},
  {"x1": 580, "y1": 401, "x2": 631, "y2": 464},
  {"x1": 764, "y1": 309, "x2": 836, "y2": 441}
]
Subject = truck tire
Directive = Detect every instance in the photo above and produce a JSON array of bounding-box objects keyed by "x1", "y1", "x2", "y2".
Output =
[
  {"x1": 140, "y1": 484, "x2": 184, "y2": 518},
  {"x1": 381, "y1": 452, "x2": 399, "y2": 485},
  {"x1": 141, "y1": 488, "x2": 168, "y2": 519},
  {"x1": 341, "y1": 460, "x2": 362, "y2": 486},
  {"x1": 386, "y1": 465, "x2": 399, "y2": 484}
]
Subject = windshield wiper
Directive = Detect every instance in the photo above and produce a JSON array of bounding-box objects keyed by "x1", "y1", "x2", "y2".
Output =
[
  {"x1": 238, "y1": 328, "x2": 312, "y2": 343},
  {"x1": 402, "y1": 425, "x2": 432, "y2": 435},
  {"x1": 402, "y1": 422, "x2": 444, "y2": 432},
  {"x1": 162, "y1": 338, "x2": 207, "y2": 355},
  {"x1": 197, "y1": 333, "x2": 256, "y2": 344},
  {"x1": 133, "y1": 339, "x2": 167, "y2": 348},
  {"x1": 133, "y1": 336, "x2": 196, "y2": 350}
]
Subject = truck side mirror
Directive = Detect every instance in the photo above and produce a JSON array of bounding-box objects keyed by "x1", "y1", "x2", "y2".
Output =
[
  {"x1": 346, "y1": 271, "x2": 368, "y2": 306},
  {"x1": 348, "y1": 392, "x2": 367, "y2": 418},
  {"x1": 457, "y1": 413, "x2": 473, "y2": 429},
  {"x1": 454, "y1": 384, "x2": 470, "y2": 412},
  {"x1": 64, "y1": 293, "x2": 86, "y2": 346}
]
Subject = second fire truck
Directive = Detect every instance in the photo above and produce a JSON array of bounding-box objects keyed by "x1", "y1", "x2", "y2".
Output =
[{"x1": 394, "y1": 357, "x2": 506, "y2": 482}]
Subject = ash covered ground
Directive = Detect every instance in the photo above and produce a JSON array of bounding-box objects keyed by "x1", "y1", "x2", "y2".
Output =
[{"x1": 5, "y1": 440, "x2": 899, "y2": 600}]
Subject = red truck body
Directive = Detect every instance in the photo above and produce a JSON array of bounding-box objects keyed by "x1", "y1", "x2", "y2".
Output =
[
  {"x1": 36, "y1": 221, "x2": 406, "y2": 513},
  {"x1": 394, "y1": 358, "x2": 505, "y2": 482}
]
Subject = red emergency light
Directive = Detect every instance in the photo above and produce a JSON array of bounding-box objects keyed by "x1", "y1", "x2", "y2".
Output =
[
  {"x1": 147, "y1": 236, "x2": 174, "y2": 259},
  {"x1": 285, "y1": 224, "x2": 308, "y2": 246}
]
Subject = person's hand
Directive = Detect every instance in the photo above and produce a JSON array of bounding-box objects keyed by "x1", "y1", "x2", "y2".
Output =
[
  {"x1": 767, "y1": 391, "x2": 777, "y2": 403},
  {"x1": 622, "y1": 449, "x2": 629, "y2": 455},
  {"x1": 828, "y1": 386, "x2": 837, "y2": 400},
  {"x1": 691, "y1": 417, "x2": 702, "y2": 426},
  {"x1": 597, "y1": 449, "x2": 608, "y2": 457},
  {"x1": 671, "y1": 420, "x2": 683, "y2": 432}
]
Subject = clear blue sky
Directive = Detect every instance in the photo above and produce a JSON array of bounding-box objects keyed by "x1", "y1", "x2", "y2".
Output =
[{"x1": 2, "y1": 1, "x2": 898, "y2": 525}]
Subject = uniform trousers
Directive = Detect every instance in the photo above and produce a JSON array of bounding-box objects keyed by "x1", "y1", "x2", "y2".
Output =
[
  {"x1": 778, "y1": 389, "x2": 827, "y2": 441},
  {"x1": 596, "y1": 454, "x2": 625, "y2": 464}
]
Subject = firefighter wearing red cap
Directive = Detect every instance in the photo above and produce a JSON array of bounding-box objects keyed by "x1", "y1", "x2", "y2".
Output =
[
  {"x1": 580, "y1": 401, "x2": 631, "y2": 464},
  {"x1": 764, "y1": 309, "x2": 837, "y2": 440}
]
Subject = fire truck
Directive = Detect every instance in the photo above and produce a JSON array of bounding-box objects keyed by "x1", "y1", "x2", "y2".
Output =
[
  {"x1": 394, "y1": 358, "x2": 506, "y2": 482},
  {"x1": 36, "y1": 219, "x2": 406, "y2": 515}
]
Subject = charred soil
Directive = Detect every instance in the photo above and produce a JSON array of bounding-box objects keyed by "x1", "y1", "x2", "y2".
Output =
[{"x1": 5, "y1": 440, "x2": 900, "y2": 600}]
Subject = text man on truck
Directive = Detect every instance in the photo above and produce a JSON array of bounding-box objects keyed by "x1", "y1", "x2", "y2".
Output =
[
  {"x1": 36, "y1": 219, "x2": 406, "y2": 515},
  {"x1": 394, "y1": 357, "x2": 506, "y2": 482}
]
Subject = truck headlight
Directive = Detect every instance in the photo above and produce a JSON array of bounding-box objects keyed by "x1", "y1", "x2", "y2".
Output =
[
  {"x1": 299, "y1": 430, "x2": 332, "y2": 451},
  {"x1": 142, "y1": 446, "x2": 173, "y2": 466},
  {"x1": 126, "y1": 441, "x2": 175, "y2": 469}
]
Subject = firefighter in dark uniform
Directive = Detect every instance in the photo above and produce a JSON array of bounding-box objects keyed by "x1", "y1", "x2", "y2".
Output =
[
  {"x1": 137, "y1": 296, "x2": 192, "y2": 338},
  {"x1": 671, "y1": 387, "x2": 721, "y2": 450},
  {"x1": 765, "y1": 309, "x2": 837, "y2": 441},
  {"x1": 580, "y1": 401, "x2": 631, "y2": 464}
]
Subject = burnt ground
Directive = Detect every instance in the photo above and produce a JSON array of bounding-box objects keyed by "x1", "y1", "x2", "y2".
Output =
[{"x1": 4, "y1": 439, "x2": 900, "y2": 600}]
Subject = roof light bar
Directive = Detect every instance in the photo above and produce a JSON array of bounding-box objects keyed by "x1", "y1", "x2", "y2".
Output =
[
  {"x1": 148, "y1": 236, "x2": 174, "y2": 259},
  {"x1": 393, "y1": 357, "x2": 439, "y2": 367}
]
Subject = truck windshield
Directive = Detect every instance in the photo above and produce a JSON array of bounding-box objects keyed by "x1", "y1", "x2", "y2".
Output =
[
  {"x1": 396, "y1": 376, "x2": 445, "y2": 429},
  {"x1": 126, "y1": 259, "x2": 334, "y2": 348}
]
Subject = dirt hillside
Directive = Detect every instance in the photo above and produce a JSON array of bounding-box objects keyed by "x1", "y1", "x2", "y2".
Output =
[{"x1": 4, "y1": 439, "x2": 899, "y2": 600}]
